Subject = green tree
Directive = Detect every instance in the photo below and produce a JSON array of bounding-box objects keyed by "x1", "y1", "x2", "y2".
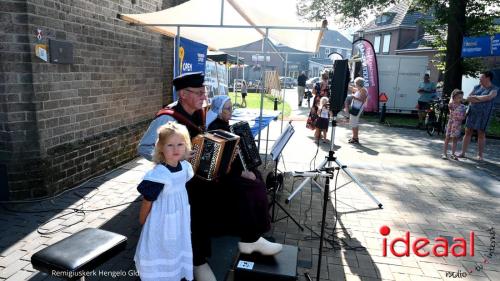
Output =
[{"x1": 298, "y1": 0, "x2": 499, "y2": 96}]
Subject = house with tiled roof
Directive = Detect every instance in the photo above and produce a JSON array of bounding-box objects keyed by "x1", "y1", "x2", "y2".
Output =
[
  {"x1": 352, "y1": 2, "x2": 441, "y2": 81},
  {"x1": 222, "y1": 29, "x2": 352, "y2": 81}
]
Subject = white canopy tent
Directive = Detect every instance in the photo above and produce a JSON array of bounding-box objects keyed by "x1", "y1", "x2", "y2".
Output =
[
  {"x1": 118, "y1": 0, "x2": 326, "y2": 52},
  {"x1": 118, "y1": 0, "x2": 327, "y2": 151}
]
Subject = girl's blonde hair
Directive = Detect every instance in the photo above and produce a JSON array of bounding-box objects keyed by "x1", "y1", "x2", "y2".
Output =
[
  {"x1": 321, "y1": 70, "x2": 329, "y2": 80},
  {"x1": 449, "y1": 89, "x2": 464, "y2": 104},
  {"x1": 354, "y1": 77, "x2": 365, "y2": 88},
  {"x1": 152, "y1": 122, "x2": 192, "y2": 164},
  {"x1": 319, "y1": 96, "x2": 329, "y2": 110}
]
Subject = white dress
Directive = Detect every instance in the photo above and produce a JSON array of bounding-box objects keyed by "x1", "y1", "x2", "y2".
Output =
[{"x1": 134, "y1": 161, "x2": 194, "y2": 281}]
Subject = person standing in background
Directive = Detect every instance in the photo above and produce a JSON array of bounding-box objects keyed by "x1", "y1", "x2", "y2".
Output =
[
  {"x1": 416, "y1": 74, "x2": 437, "y2": 128},
  {"x1": 240, "y1": 80, "x2": 248, "y2": 108},
  {"x1": 459, "y1": 71, "x2": 498, "y2": 161},
  {"x1": 297, "y1": 71, "x2": 308, "y2": 107}
]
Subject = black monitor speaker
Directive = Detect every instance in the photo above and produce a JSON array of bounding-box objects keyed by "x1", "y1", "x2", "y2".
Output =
[{"x1": 329, "y1": 59, "x2": 350, "y2": 114}]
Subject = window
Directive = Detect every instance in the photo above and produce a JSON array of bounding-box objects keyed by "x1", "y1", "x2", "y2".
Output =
[
  {"x1": 325, "y1": 48, "x2": 330, "y2": 55},
  {"x1": 251, "y1": 55, "x2": 270, "y2": 62},
  {"x1": 374, "y1": 36, "x2": 381, "y2": 53},
  {"x1": 382, "y1": 34, "x2": 391, "y2": 54},
  {"x1": 375, "y1": 12, "x2": 395, "y2": 25}
]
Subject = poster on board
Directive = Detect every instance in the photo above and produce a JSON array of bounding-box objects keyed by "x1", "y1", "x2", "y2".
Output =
[{"x1": 204, "y1": 61, "x2": 228, "y2": 98}]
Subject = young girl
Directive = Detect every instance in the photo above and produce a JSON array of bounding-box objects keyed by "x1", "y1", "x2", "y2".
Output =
[
  {"x1": 134, "y1": 122, "x2": 194, "y2": 281},
  {"x1": 442, "y1": 89, "x2": 466, "y2": 160},
  {"x1": 315, "y1": 97, "x2": 331, "y2": 143},
  {"x1": 241, "y1": 80, "x2": 248, "y2": 108}
]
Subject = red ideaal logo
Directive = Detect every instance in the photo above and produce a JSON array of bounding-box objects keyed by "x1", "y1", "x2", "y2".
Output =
[{"x1": 380, "y1": 225, "x2": 475, "y2": 257}]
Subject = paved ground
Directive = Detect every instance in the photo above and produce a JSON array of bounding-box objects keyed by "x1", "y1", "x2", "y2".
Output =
[{"x1": 0, "y1": 88, "x2": 499, "y2": 281}]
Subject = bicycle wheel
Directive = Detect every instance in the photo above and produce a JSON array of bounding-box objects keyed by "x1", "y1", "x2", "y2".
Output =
[{"x1": 427, "y1": 124, "x2": 436, "y2": 136}]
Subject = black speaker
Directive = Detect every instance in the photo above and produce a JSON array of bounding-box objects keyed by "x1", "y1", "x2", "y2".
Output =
[{"x1": 329, "y1": 59, "x2": 350, "y2": 114}]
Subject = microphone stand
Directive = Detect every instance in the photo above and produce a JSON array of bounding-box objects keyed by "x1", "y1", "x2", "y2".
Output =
[
  {"x1": 302, "y1": 152, "x2": 339, "y2": 281},
  {"x1": 287, "y1": 116, "x2": 383, "y2": 208}
]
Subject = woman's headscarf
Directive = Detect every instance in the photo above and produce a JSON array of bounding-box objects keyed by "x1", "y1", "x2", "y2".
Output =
[{"x1": 206, "y1": 95, "x2": 231, "y2": 128}]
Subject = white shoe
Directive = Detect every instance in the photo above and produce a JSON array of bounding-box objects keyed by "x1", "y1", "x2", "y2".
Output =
[
  {"x1": 194, "y1": 263, "x2": 217, "y2": 281},
  {"x1": 238, "y1": 237, "x2": 283, "y2": 256}
]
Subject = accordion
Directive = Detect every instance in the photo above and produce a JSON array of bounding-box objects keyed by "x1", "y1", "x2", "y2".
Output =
[
  {"x1": 189, "y1": 130, "x2": 240, "y2": 181},
  {"x1": 230, "y1": 121, "x2": 262, "y2": 170}
]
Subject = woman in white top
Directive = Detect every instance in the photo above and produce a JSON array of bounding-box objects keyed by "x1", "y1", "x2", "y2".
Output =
[{"x1": 347, "y1": 77, "x2": 368, "y2": 144}]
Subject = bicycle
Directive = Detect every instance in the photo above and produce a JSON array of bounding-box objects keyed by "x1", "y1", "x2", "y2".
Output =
[{"x1": 425, "y1": 98, "x2": 449, "y2": 136}]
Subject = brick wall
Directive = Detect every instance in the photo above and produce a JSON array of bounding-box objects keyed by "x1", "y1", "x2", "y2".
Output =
[{"x1": 0, "y1": 0, "x2": 179, "y2": 200}]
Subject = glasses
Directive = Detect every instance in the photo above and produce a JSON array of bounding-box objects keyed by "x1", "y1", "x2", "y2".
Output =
[
  {"x1": 222, "y1": 106, "x2": 232, "y2": 112},
  {"x1": 184, "y1": 88, "x2": 207, "y2": 97}
]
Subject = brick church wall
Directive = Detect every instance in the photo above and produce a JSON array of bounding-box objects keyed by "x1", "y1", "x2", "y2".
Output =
[{"x1": 0, "y1": 0, "x2": 179, "y2": 200}]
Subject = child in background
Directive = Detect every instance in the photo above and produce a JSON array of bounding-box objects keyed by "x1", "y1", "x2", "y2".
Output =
[
  {"x1": 442, "y1": 89, "x2": 466, "y2": 160},
  {"x1": 134, "y1": 122, "x2": 194, "y2": 281},
  {"x1": 241, "y1": 80, "x2": 248, "y2": 108},
  {"x1": 315, "y1": 97, "x2": 331, "y2": 143}
]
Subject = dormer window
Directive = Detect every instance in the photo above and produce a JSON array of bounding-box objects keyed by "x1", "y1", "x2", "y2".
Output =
[{"x1": 375, "y1": 12, "x2": 395, "y2": 25}]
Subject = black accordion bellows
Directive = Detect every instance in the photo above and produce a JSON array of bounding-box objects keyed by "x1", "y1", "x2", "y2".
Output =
[
  {"x1": 230, "y1": 121, "x2": 262, "y2": 170},
  {"x1": 189, "y1": 130, "x2": 240, "y2": 181}
]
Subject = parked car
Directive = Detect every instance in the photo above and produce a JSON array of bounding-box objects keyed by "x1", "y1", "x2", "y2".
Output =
[
  {"x1": 279, "y1": 77, "x2": 297, "y2": 88},
  {"x1": 249, "y1": 80, "x2": 261, "y2": 88},
  {"x1": 306, "y1": 77, "x2": 320, "y2": 90}
]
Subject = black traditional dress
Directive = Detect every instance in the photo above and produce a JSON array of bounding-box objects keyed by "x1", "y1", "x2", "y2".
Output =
[{"x1": 208, "y1": 118, "x2": 271, "y2": 242}]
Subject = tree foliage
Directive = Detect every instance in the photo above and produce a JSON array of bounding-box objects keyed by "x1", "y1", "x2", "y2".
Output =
[
  {"x1": 414, "y1": 0, "x2": 499, "y2": 77},
  {"x1": 298, "y1": 0, "x2": 499, "y2": 92}
]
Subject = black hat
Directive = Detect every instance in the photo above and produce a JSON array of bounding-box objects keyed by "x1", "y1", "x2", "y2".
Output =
[{"x1": 173, "y1": 71, "x2": 205, "y2": 91}]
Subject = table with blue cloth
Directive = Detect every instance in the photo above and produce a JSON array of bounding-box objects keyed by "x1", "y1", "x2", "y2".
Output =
[{"x1": 230, "y1": 108, "x2": 281, "y2": 165}]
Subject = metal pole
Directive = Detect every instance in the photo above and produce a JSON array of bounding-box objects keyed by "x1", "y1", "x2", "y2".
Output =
[
  {"x1": 281, "y1": 53, "x2": 288, "y2": 132},
  {"x1": 173, "y1": 26, "x2": 181, "y2": 100},
  {"x1": 257, "y1": 28, "x2": 269, "y2": 154},
  {"x1": 316, "y1": 173, "x2": 331, "y2": 281},
  {"x1": 235, "y1": 52, "x2": 239, "y2": 106},
  {"x1": 334, "y1": 158, "x2": 383, "y2": 208},
  {"x1": 220, "y1": 0, "x2": 224, "y2": 25},
  {"x1": 125, "y1": 22, "x2": 325, "y2": 30}
]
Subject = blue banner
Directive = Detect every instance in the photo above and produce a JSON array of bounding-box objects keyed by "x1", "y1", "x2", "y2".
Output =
[
  {"x1": 493, "y1": 34, "x2": 500, "y2": 56},
  {"x1": 461, "y1": 36, "x2": 491, "y2": 58},
  {"x1": 175, "y1": 37, "x2": 208, "y2": 76},
  {"x1": 173, "y1": 37, "x2": 207, "y2": 100}
]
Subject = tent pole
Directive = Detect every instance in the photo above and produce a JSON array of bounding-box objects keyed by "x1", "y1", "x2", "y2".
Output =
[
  {"x1": 173, "y1": 26, "x2": 181, "y2": 101},
  {"x1": 220, "y1": 0, "x2": 224, "y2": 25},
  {"x1": 235, "y1": 52, "x2": 239, "y2": 106},
  {"x1": 280, "y1": 52, "x2": 288, "y2": 133},
  {"x1": 257, "y1": 28, "x2": 268, "y2": 155},
  {"x1": 226, "y1": 63, "x2": 230, "y2": 97}
]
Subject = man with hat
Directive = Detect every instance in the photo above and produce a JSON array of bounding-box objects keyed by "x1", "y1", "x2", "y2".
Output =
[
  {"x1": 138, "y1": 71, "x2": 207, "y2": 158},
  {"x1": 138, "y1": 72, "x2": 281, "y2": 281}
]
